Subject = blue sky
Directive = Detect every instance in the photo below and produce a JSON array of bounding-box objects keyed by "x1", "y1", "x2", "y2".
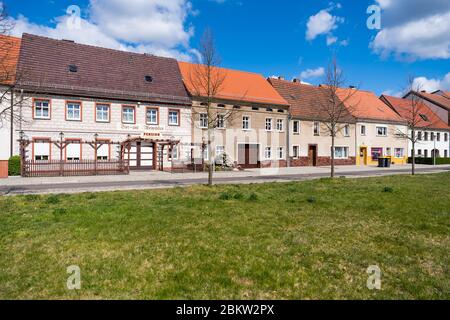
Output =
[{"x1": 4, "y1": 0, "x2": 450, "y2": 96}]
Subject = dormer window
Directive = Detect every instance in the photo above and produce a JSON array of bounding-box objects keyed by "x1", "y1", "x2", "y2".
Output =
[
  {"x1": 145, "y1": 75, "x2": 153, "y2": 83},
  {"x1": 69, "y1": 65, "x2": 78, "y2": 73}
]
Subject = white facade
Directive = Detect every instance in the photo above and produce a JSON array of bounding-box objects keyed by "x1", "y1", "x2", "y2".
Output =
[{"x1": 411, "y1": 129, "x2": 450, "y2": 158}]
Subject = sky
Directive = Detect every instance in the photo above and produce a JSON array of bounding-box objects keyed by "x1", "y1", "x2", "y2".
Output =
[{"x1": 3, "y1": 0, "x2": 450, "y2": 96}]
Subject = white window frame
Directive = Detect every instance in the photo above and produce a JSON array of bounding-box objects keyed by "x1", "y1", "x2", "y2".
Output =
[
  {"x1": 334, "y1": 146, "x2": 349, "y2": 159},
  {"x1": 277, "y1": 147, "x2": 284, "y2": 160},
  {"x1": 34, "y1": 99, "x2": 50, "y2": 119},
  {"x1": 360, "y1": 125, "x2": 366, "y2": 136},
  {"x1": 146, "y1": 108, "x2": 158, "y2": 125},
  {"x1": 199, "y1": 113, "x2": 208, "y2": 129},
  {"x1": 265, "y1": 118, "x2": 273, "y2": 131},
  {"x1": 394, "y1": 148, "x2": 404, "y2": 158},
  {"x1": 168, "y1": 110, "x2": 180, "y2": 126},
  {"x1": 217, "y1": 114, "x2": 225, "y2": 129},
  {"x1": 313, "y1": 122, "x2": 320, "y2": 136},
  {"x1": 66, "y1": 102, "x2": 81, "y2": 121},
  {"x1": 122, "y1": 106, "x2": 135, "y2": 124},
  {"x1": 33, "y1": 140, "x2": 51, "y2": 161},
  {"x1": 292, "y1": 145, "x2": 300, "y2": 158},
  {"x1": 277, "y1": 119, "x2": 284, "y2": 132},
  {"x1": 96, "y1": 104, "x2": 110, "y2": 123},
  {"x1": 264, "y1": 146, "x2": 272, "y2": 160},
  {"x1": 344, "y1": 124, "x2": 350, "y2": 137},
  {"x1": 293, "y1": 120, "x2": 300, "y2": 135},
  {"x1": 242, "y1": 116, "x2": 250, "y2": 130},
  {"x1": 376, "y1": 126, "x2": 388, "y2": 137}
]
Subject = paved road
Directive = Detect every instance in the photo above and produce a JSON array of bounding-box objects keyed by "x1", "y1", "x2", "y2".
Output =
[{"x1": 1, "y1": 166, "x2": 448, "y2": 195}]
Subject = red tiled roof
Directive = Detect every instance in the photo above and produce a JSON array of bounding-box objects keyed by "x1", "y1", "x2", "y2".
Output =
[
  {"x1": 336, "y1": 88, "x2": 405, "y2": 123},
  {"x1": 0, "y1": 35, "x2": 21, "y2": 84},
  {"x1": 267, "y1": 78, "x2": 355, "y2": 122},
  {"x1": 16, "y1": 34, "x2": 190, "y2": 105},
  {"x1": 380, "y1": 95, "x2": 450, "y2": 130},
  {"x1": 408, "y1": 91, "x2": 450, "y2": 110},
  {"x1": 179, "y1": 62, "x2": 288, "y2": 106}
]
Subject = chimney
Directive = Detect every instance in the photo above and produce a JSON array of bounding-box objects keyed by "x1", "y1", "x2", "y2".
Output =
[
  {"x1": 292, "y1": 78, "x2": 300, "y2": 83},
  {"x1": 349, "y1": 85, "x2": 356, "y2": 89},
  {"x1": 421, "y1": 90, "x2": 427, "y2": 93},
  {"x1": 278, "y1": 76, "x2": 285, "y2": 80}
]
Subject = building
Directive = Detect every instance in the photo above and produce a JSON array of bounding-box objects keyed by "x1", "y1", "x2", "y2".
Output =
[
  {"x1": 380, "y1": 95, "x2": 450, "y2": 158},
  {"x1": 268, "y1": 78, "x2": 357, "y2": 166},
  {"x1": 404, "y1": 90, "x2": 450, "y2": 126},
  {"x1": 178, "y1": 62, "x2": 290, "y2": 168},
  {"x1": 5, "y1": 33, "x2": 193, "y2": 175},
  {"x1": 336, "y1": 88, "x2": 409, "y2": 165}
]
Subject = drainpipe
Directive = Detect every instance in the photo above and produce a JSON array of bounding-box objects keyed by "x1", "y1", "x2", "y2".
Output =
[
  {"x1": 286, "y1": 112, "x2": 292, "y2": 167},
  {"x1": 10, "y1": 89, "x2": 14, "y2": 158},
  {"x1": 354, "y1": 122, "x2": 358, "y2": 165}
]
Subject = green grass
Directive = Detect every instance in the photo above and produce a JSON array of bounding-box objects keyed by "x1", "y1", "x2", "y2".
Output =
[{"x1": 0, "y1": 173, "x2": 449, "y2": 300}]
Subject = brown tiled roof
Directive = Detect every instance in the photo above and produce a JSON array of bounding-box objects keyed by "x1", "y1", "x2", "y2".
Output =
[
  {"x1": 336, "y1": 88, "x2": 405, "y2": 123},
  {"x1": 407, "y1": 91, "x2": 450, "y2": 110},
  {"x1": 268, "y1": 78, "x2": 355, "y2": 122},
  {"x1": 179, "y1": 62, "x2": 289, "y2": 106},
  {"x1": 380, "y1": 95, "x2": 450, "y2": 130},
  {"x1": 16, "y1": 34, "x2": 190, "y2": 105},
  {"x1": 0, "y1": 35, "x2": 21, "y2": 85}
]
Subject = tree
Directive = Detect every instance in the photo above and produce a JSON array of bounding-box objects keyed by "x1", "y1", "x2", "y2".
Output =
[
  {"x1": 318, "y1": 57, "x2": 358, "y2": 178},
  {"x1": 393, "y1": 77, "x2": 429, "y2": 175},
  {"x1": 186, "y1": 29, "x2": 236, "y2": 186}
]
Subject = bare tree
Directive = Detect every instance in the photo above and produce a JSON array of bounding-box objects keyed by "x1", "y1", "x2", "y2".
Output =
[
  {"x1": 393, "y1": 77, "x2": 433, "y2": 175},
  {"x1": 186, "y1": 29, "x2": 237, "y2": 186},
  {"x1": 317, "y1": 57, "x2": 358, "y2": 178}
]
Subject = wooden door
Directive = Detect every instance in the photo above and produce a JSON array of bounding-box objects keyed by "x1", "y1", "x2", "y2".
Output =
[{"x1": 308, "y1": 145, "x2": 317, "y2": 166}]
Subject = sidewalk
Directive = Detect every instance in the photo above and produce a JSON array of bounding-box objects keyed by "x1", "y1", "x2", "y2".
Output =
[{"x1": 1, "y1": 164, "x2": 449, "y2": 187}]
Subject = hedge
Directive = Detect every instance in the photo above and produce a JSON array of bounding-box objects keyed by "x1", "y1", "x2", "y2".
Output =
[
  {"x1": 8, "y1": 156, "x2": 21, "y2": 176},
  {"x1": 408, "y1": 157, "x2": 450, "y2": 165}
]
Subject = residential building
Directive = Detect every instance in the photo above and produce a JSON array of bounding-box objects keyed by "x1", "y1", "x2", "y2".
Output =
[
  {"x1": 404, "y1": 90, "x2": 450, "y2": 126},
  {"x1": 3, "y1": 34, "x2": 192, "y2": 173},
  {"x1": 336, "y1": 88, "x2": 409, "y2": 165},
  {"x1": 380, "y1": 95, "x2": 450, "y2": 158},
  {"x1": 268, "y1": 78, "x2": 357, "y2": 166},
  {"x1": 178, "y1": 62, "x2": 290, "y2": 168}
]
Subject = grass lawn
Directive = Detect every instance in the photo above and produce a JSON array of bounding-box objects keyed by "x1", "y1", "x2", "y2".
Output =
[{"x1": 0, "y1": 173, "x2": 449, "y2": 300}]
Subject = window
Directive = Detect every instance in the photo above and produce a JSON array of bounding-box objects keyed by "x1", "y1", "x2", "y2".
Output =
[
  {"x1": 277, "y1": 119, "x2": 284, "y2": 132},
  {"x1": 293, "y1": 121, "x2": 300, "y2": 135},
  {"x1": 437, "y1": 132, "x2": 441, "y2": 141},
  {"x1": 418, "y1": 149, "x2": 422, "y2": 156},
  {"x1": 169, "y1": 144, "x2": 178, "y2": 161},
  {"x1": 424, "y1": 149, "x2": 428, "y2": 157},
  {"x1": 360, "y1": 125, "x2": 366, "y2": 136},
  {"x1": 431, "y1": 132, "x2": 435, "y2": 141},
  {"x1": 168, "y1": 110, "x2": 180, "y2": 126},
  {"x1": 122, "y1": 106, "x2": 135, "y2": 124},
  {"x1": 199, "y1": 113, "x2": 208, "y2": 128},
  {"x1": 97, "y1": 142, "x2": 109, "y2": 161},
  {"x1": 33, "y1": 139, "x2": 50, "y2": 161},
  {"x1": 334, "y1": 147, "x2": 349, "y2": 159},
  {"x1": 277, "y1": 147, "x2": 284, "y2": 159},
  {"x1": 66, "y1": 140, "x2": 81, "y2": 161},
  {"x1": 66, "y1": 102, "x2": 81, "y2": 121},
  {"x1": 385, "y1": 148, "x2": 392, "y2": 156},
  {"x1": 371, "y1": 148, "x2": 383, "y2": 160},
  {"x1": 445, "y1": 133, "x2": 448, "y2": 142},
  {"x1": 146, "y1": 108, "x2": 158, "y2": 125},
  {"x1": 264, "y1": 147, "x2": 272, "y2": 159},
  {"x1": 96, "y1": 104, "x2": 110, "y2": 122},
  {"x1": 202, "y1": 145, "x2": 209, "y2": 161},
  {"x1": 395, "y1": 148, "x2": 404, "y2": 158},
  {"x1": 242, "y1": 116, "x2": 250, "y2": 130},
  {"x1": 424, "y1": 132, "x2": 429, "y2": 141},
  {"x1": 344, "y1": 125, "x2": 350, "y2": 137},
  {"x1": 34, "y1": 99, "x2": 50, "y2": 119},
  {"x1": 376, "y1": 126, "x2": 387, "y2": 136},
  {"x1": 292, "y1": 146, "x2": 299, "y2": 158},
  {"x1": 417, "y1": 131, "x2": 422, "y2": 141},
  {"x1": 265, "y1": 118, "x2": 273, "y2": 131},
  {"x1": 217, "y1": 114, "x2": 225, "y2": 129},
  {"x1": 445, "y1": 150, "x2": 448, "y2": 158},
  {"x1": 216, "y1": 146, "x2": 225, "y2": 163},
  {"x1": 313, "y1": 122, "x2": 320, "y2": 136}
]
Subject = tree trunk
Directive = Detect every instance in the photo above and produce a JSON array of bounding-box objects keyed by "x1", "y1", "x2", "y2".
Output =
[
  {"x1": 411, "y1": 143, "x2": 415, "y2": 176},
  {"x1": 207, "y1": 127, "x2": 213, "y2": 186},
  {"x1": 331, "y1": 134, "x2": 335, "y2": 178}
]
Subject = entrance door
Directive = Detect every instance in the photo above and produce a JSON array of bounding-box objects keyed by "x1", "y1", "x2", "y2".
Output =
[
  {"x1": 238, "y1": 144, "x2": 260, "y2": 168},
  {"x1": 308, "y1": 145, "x2": 317, "y2": 166},
  {"x1": 129, "y1": 142, "x2": 154, "y2": 170},
  {"x1": 360, "y1": 147, "x2": 367, "y2": 165}
]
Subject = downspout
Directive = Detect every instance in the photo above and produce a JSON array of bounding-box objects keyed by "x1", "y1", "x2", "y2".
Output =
[
  {"x1": 10, "y1": 89, "x2": 14, "y2": 158},
  {"x1": 354, "y1": 121, "x2": 358, "y2": 165},
  {"x1": 287, "y1": 112, "x2": 291, "y2": 167}
]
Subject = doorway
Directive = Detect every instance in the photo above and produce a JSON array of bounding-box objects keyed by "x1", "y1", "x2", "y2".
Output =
[
  {"x1": 238, "y1": 144, "x2": 260, "y2": 168},
  {"x1": 308, "y1": 145, "x2": 317, "y2": 166},
  {"x1": 129, "y1": 141, "x2": 154, "y2": 170},
  {"x1": 359, "y1": 147, "x2": 368, "y2": 165}
]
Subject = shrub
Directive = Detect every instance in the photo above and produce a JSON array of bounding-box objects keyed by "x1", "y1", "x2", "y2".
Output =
[
  {"x1": 248, "y1": 193, "x2": 258, "y2": 201},
  {"x1": 383, "y1": 186, "x2": 394, "y2": 193},
  {"x1": 307, "y1": 196, "x2": 316, "y2": 203},
  {"x1": 8, "y1": 156, "x2": 21, "y2": 176},
  {"x1": 408, "y1": 157, "x2": 450, "y2": 165},
  {"x1": 45, "y1": 195, "x2": 60, "y2": 205},
  {"x1": 219, "y1": 192, "x2": 231, "y2": 200}
]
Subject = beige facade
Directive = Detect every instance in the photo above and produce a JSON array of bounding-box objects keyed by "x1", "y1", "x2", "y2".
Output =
[
  {"x1": 355, "y1": 122, "x2": 409, "y2": 165},
  {"x1": 190, "y1": 100, "x2": 289, "y2": 168}
]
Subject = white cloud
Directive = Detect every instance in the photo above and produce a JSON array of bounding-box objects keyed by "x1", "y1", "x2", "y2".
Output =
[
  {"x1": 371, "y1": 0, "x2": 450, "y2": 60},
  {"x1": 8, "y1": 0, "x2": 198, "y2": 61},
  {"x1": 305, "y1": 5, "x2": 345, "y2": 46},
  {"x1": 412, "y1": 73, "x2": 450, "y2": 92},
  {"x1": 300, "y1": 67, "x2": 325, "y2": 80}
]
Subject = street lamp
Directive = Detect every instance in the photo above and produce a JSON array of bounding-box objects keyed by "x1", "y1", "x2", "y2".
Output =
[
  {"x1": 94, "y1": 133, "x2": 99, "y2": 141},
  {"x1": 59, "y1": 131, "x2": 64, "y2": 141},
  {"x1": 19, "y1": 130, "x2": 25, "y2": 141}
]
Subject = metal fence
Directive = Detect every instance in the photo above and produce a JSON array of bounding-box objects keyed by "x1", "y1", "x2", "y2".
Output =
[{"x1": 22, "y1": 160, "x2": 130, "y2": 177}]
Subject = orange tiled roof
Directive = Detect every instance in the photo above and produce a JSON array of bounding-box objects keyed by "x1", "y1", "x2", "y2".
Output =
[
  {"x1": 178, "y1": 61, "x2": 288, "y2": 106},
  {"x1": 413, "y1": 91, "x2": 450, "y2": 110},
  {"x1": 0, "y1": 35, "x2": 21, "y2": 84},
  {"x1": 381, "y1": 95, "x2": 450, "y2": 130},
  {"x1": 336, "y1": 87, "x2": 405, "y2": 123}
]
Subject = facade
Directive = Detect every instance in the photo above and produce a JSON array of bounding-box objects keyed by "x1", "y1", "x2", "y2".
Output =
[
  {"x1": 178, "y1": 62, "x2": 290, "y2": 168},
  {"x1": 268, "y1": 78, "x2": 357, "y2": 166},
  {"x1": 5, "y1": 34, "x2": 193, "y2": 173},
  {"x1": 336, "y1": 88, "x2": 409, "y2": 165},
  {"x1": 380, "y1": 95, "x2": 450, "y2": 158}
]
